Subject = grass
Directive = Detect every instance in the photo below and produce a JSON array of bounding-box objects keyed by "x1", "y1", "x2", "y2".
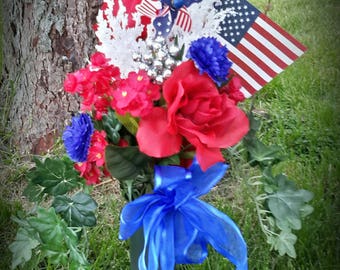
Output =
[{"x1": 1, "y1": 0, "x2": 339, "y2": 269}]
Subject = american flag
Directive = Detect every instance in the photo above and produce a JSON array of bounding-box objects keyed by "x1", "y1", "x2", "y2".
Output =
[
  {"x1": 136, "y1": 0, "x2": 160, "y2": 18},
  {"x1": 215, "y1": 0, "x2": 307, "y2": 97},
  {"x1": 136, "y1": 0, "x2": 193, "y2": 35}
]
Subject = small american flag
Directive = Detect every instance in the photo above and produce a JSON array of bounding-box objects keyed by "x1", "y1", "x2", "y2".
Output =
[
  {"x1": 136, "y1": 0, "x2": 161, "y2": 18},
  {"x1": 215, "y1": 0, "x2": 307, "y2": 97},
  {"x1": 137, "y1": 0, "x2": 193, "y2": 35}
]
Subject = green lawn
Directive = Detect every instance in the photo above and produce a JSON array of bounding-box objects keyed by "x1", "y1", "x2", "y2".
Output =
[{"x1": 1, "y1": 0, "x2": 339, "y2": 269}]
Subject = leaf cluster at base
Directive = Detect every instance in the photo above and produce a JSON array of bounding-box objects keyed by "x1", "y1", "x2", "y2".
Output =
[
  {"x1": 9, "y1": 157, "x2": 98, "y2": 269},
  {"x1": 242, "y1": 111, "x2": 314, "y2": 258}
]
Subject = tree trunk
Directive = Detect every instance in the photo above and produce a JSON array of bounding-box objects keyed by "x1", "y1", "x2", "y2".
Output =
[{"x1": 1, "y1": 0, "x2": 101, "y2": 155}]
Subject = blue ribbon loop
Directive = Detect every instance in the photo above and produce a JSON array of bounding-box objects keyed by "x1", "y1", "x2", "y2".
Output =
[{"x1": 119, "y1": 157, "x2": 248, "y2": 269}]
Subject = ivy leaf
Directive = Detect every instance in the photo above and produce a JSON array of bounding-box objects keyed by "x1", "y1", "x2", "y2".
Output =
[
  {"x1": 274, "y1": 231, "x2": 297, "y2": 258},
  {"x1": 243, "y1": 113, "x2": 284, "y2": 167},
  {"x1": 263, "y1": 171, "x2": 297, "y2": 193},
  {"x1": 27, "y1": 157, "x2": 84, "y2": 197},
  {"x1": 23, "y1": 182, "x2": 46, "y2": 203},
  {"x1": 267, "y1": 189, "x2": 313, "y2": 230},
  {"x1": 300, "y1": 204, "x2": 314, "y2": 218},
  {"x1": 9, "y1": 227, "x2": 40, "y2": 269},
  {"x1": 27, "y1": 207, "x2": 89, "y2": 268},
  {"x1": 52, "y1": 192, "x2": 98, "y2": 227},
  {"x1": 245, "y1": 139, "x2": 284, "y2": 167},
  {"x1": 245, "y1": 111, "x2": 261, "y2": 138},
  {"x1": 28, "y1": 207, "x2": 67, "y2": 250},
  {"x1": 105, "y1": 145, "x2": 151, "y2": 181}
]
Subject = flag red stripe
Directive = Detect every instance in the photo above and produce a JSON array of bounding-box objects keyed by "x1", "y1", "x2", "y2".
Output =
[
  {"x1": 236, "y1": 42, "x2": 278, "y2": 78},
  {"x1": 176, "y1": 9, "x2": 191, "y2": 32},
  {"x1": 243, "y1": 32, "x2": 288, "y2": 69},
  {"x1": 252, "y1": 22, "x2": 299, "y2": 61},
  {"x1": 228, "y1": 52, "x2": 268, "y2": 86},
  {"x1": 259, "y1": 14, "x2": 307, "y2": 52},
  {"x1": 230, "y1": 69, "x2": 257, "y2": 95}
]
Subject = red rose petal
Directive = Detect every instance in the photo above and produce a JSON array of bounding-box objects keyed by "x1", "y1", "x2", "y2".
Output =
[{"x1": 137, "y1": 107, "x2": 182, "y2": 158}]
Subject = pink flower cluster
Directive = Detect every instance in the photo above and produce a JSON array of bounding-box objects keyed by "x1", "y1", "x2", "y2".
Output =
[
  {"x1": 112, "y1": 70, "x2": 160, "y2": 117},
  {"x1": 64, "y1": 52, "x2": 160, "y2": 120}
]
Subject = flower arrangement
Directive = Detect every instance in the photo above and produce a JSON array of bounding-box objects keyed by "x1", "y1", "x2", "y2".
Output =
[
  {"x1": 62, "y1": 0, "x2": 249, "y2": 268},
  {"x1": 8, "y1": 1, "x2": 314, "y2": 270}
]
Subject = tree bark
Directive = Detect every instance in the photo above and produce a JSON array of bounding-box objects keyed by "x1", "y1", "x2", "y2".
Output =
[{"x1": 1, "y1": 0, "x2": 101, "y2": 155}]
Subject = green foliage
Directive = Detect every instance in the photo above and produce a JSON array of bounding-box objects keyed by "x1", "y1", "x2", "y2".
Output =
[
  {"x1": 266, "y1": 173, "x2": 313, "y2": 231},
  {"x1": 9, "y1": 157, "x2": 97, "y2": 269},
  {"x1": 10, "y1": 207, "x2": 90, "y2": 270},
  {"x1": 158, "y1": 154, "x2": 181, "y2": 166},
  {"x1": 115, "y1": 113, "x2": 139, "y2": 135},
  {"x1": 243, "y1": 110, "x2": 314, "y2": 258},
  {"x1": 105, "y1": 145, "x2": 151, "y2": 181},
  {"x1": 52, "y1": 192, "x2": 98, "y2": 227},
  {"x1": 243, "y1": 113, "x2": 284, "y2": 167},
  {"x1": 105, "y1": 145, "x2": 154, "y2": 201},
  {"x1": 24, "y1": 156, "x2": 84, "y2": 201},
  {"x1": 8, "y1": 227, "x2": 40, "y2": 269},
  {"x1": 100, "y1": 108, "x2": 122, "y2": 144},
  {"x1": 271, "y1": 231, "x2": 297, "y2": 258}
]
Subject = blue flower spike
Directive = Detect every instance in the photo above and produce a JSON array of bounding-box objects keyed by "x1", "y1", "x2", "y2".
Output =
[
  {"x1": 187, "y1": 37, "x2": 233, "y2": 86},
  {"x1": 62, "y1": 113, "x2": 94, "y2": 162},
  {"x1": 119, "y1": 157, "x2": 248, "y2": 270}
]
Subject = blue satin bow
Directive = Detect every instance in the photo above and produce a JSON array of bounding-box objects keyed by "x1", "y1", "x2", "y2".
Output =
[{"x1": 119, "y1": 158, "x2": 248, "y2": 270}]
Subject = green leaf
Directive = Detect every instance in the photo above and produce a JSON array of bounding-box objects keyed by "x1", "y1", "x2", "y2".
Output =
[
  {"x1": 158, "y1": 154, "x2": 180, "y2": 166},
  {"x1": 101, "y1": 109, "x2": 122, "y2": 144},
  {"x1": 27, "y1": 207, "x2": 89, "y2": 267},
  {"x1": 245, "y1": 138, "x2": 284, "y2": 167},
  {"x1": 245, "y1": 111, "x2": 261, "y2": 138},
  {"x1": 27, "y1": 157, "x2": 84, "y2": 197},
  {"x1": 28, "y1": 207, "x2": 67, "y2": 249},
  {"x1": 40, "y1": 246, "x2": 68, "y2": 265},
  {"x1": 263, "y1": 172, "x2": 297, "y2": 193},
  {"x1": 274, "y1": 231, "x2": 297, "y2": 258},
  {"x1": 105, "y1": 145, "x2": 151, "y2": 181},
  {"x1": 52, "y1": 192, "x2": 98, "y2": 227},
  {"x1": 243, "y1": 113, "x2": 284, "y2": 167},
  {"x1": 121, "y1": 174, "x2": 153, "y2": 201},
  {"x1": 299, "y1": 204, "x2": 314, "y2": 218},
  {"x1": 9, "y1": 227, "x2": 40, "y2": 269},
  {"x1": 115, "y1": 113, "x2": 139, "y2": 135},
  {"x1": 23, "y1": 181, "x2": 46, "y2": 203},
  {"x1": 267, "y1": 189, "x2": 313, "y2": 230}
]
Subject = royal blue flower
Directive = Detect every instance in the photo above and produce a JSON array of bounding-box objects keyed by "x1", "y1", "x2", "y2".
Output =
[
  {"x1": 119, "y1": 158, "x2": 247, "y2": 270},
  {"x1": 187, "y1": 37, "x2": 232, "y2": 86},
  {"x1": 62, "y1": 113, "x2": 94, "y2": 162}
]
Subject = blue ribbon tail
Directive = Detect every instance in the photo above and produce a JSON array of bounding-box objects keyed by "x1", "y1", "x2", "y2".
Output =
[
  {"x1": 189, "y1": 157, "x2": 228, "y2": 197},
  {"x1": 180, "y1": 198, "x2": 248, "y2": 270},
  {"x1": 174, "y1": 211, "x2": 208, "y2": 264},
  {"x1": 139, "y1": 203, "x2": 168, "y2": 270},
  {"x1": 119, "y1": 194, "x2": 160, "y2": 240}
]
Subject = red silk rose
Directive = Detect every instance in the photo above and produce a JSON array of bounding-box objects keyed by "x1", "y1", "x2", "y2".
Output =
[{"x1": 137, "y1": 60, "x2": 249, "y2": 170}]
